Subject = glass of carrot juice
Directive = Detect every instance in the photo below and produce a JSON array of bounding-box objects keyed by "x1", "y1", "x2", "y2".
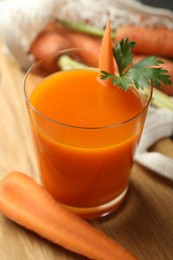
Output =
[{"x1": 23, "y1": 48, "x2": 152, "y2": 219}]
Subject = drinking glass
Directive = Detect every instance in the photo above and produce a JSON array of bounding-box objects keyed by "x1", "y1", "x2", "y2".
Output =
[{"x1": 23, "y1": 48, "x2": 152, "y2": 218}]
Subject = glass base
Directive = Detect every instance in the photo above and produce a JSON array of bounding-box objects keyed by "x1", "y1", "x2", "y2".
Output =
[{"x1": 62, "y1": 186, "x2": 129, "y2": 219}]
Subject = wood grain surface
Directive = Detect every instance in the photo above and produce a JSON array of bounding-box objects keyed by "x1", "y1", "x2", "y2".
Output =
[{"x1": 0, "y1": 40, "x2": 173, "y2": 260}]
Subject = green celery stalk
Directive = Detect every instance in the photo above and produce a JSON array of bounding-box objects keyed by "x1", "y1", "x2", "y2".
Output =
[
  {"x1": 152, "y1": 88, "x2": 173, "y2": 110},
  {"x1": 57, "y1": 19, "x2": 116, "y2": 38},
  {"x1": 58, "y1": 55, "x2": 87, "y2": 70}
]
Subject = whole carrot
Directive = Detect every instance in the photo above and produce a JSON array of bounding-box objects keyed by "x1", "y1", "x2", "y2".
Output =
[
  {"x1": 30, "y1": 22, "x2": 101, "y2": 69},
  {"x1": 30, "y1": 30, "x2": 71, "y2": 73},
  {"x1": 115, "y1": 26, "x2": 173, "y2": 58},
  {"x1": 55, "y1": 22, "x2": 102, "y2": 67},
  {"x1": 67, "y1": 30, "x2": 101, "y2": 67},
  {"x1": 0, "y1": 172, "x2": 137, "y2": 260}
]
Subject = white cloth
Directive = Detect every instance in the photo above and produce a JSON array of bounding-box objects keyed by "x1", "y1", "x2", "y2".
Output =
[
  {"x1": 135, "y1": 107, "x2": 173, "y2": 181},
  {"x1": 0, "y1": 0, "x2": 173, "y2": 69}
]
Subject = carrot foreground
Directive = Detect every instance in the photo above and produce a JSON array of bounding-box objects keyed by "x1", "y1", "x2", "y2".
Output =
[{"x1": 0, "y1": 172, "x2": 137, "y2": 260}]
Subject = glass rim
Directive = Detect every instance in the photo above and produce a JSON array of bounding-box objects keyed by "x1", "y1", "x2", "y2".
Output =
[{"x1": 23, "y1": 47, "x2": 153, "y2": 130}]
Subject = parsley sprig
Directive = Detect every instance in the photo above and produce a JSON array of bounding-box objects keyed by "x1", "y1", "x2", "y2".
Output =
[{"x1": 100, "y1": 38, "x2": 172, "y2": 91}]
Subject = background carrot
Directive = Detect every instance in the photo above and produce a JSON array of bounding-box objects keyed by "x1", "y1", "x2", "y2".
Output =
[
  {"x1": 30, "y1": 30, "x2": 71, "y2": 73},
  {"x1": 67, "y1": 31, "x2": 101, "y2": 67},
  {"x1": 45, "y1": 22, "x2": 102, "y2": 67},
  {"x1": 30, "y1": 23, "x2": 101, "y2": 70},
  {"x1": 115, "y1": 26, "x2": 173, "y2": 58},
  {"x1": 0, "y1": 172, "x2": 137, "y2": 260}
]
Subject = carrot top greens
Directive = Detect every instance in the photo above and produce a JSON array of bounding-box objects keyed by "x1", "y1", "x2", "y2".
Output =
[{"x1": 100, "y1": 38, "x2": 172, "y2": 91}]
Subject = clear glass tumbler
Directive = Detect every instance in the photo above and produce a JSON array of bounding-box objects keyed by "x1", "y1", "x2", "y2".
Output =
[{"x1": 23, "y1": 48, "x2": 152, "y2": 218}]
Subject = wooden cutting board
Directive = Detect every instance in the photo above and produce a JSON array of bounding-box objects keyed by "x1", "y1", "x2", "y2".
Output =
[{"x1": 0, "y1": 40, "x2": 173, "y2": 260}]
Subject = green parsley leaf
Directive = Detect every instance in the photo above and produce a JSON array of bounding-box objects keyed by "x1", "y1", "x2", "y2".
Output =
[
  {"x1": 113, "y1": 38, "x2": 136, "y2": 76},
  {"x1": 100, "y1": 38, "x2": 172, "y2": 91}
]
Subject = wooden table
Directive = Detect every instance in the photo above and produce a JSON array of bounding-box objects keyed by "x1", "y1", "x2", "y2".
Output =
[{"x1": 0, "y1": 41, "x2": 173, "y2": 260}]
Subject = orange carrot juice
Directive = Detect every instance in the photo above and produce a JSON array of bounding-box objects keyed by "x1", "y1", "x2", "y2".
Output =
[{"x1": 25, "y1": 66, "x2": 149, "y2": 219}]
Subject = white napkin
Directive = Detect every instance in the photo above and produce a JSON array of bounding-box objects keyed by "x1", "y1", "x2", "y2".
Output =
[
  {"x1": 1, "y1": 0, "x2": 173, "y2": 70},
  {"x1": 135, "y1": 107, "x2": 173, "y2": 181}
]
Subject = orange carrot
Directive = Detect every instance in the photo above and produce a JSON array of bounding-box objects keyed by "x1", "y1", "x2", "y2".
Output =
[
  {"x1": 30, "y1": 30, "x2": 71, "y2": 73},
  {"x1": 133, "y1": 55, "x2": 173, "y2": 95},
  {"x1": 115, "y1": 25, "x2": 173, "y2": 58},
  {"x1": 30, "y1": 22, "x2": 101, "y2": 70},
  {"x1": 30, "y1": 31, "x2": 71, "y2": 61},
  {"x1": 99, "y1": 19, "x2": 114, "y2": 75},
  {"x1": 0, "y1": 172, "x2": 137, "y2": 260},
  {"x1": 48, "y1": 22, "x2": 102, "y2": 67},
  {"x1": 67, "y1": 31, "x2": 101, "y2": 67}
]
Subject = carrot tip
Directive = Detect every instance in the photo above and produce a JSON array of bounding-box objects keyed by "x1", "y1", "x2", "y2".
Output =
[{"x1": 99, "y1": 19, "x2": 114, "y2": 76}]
